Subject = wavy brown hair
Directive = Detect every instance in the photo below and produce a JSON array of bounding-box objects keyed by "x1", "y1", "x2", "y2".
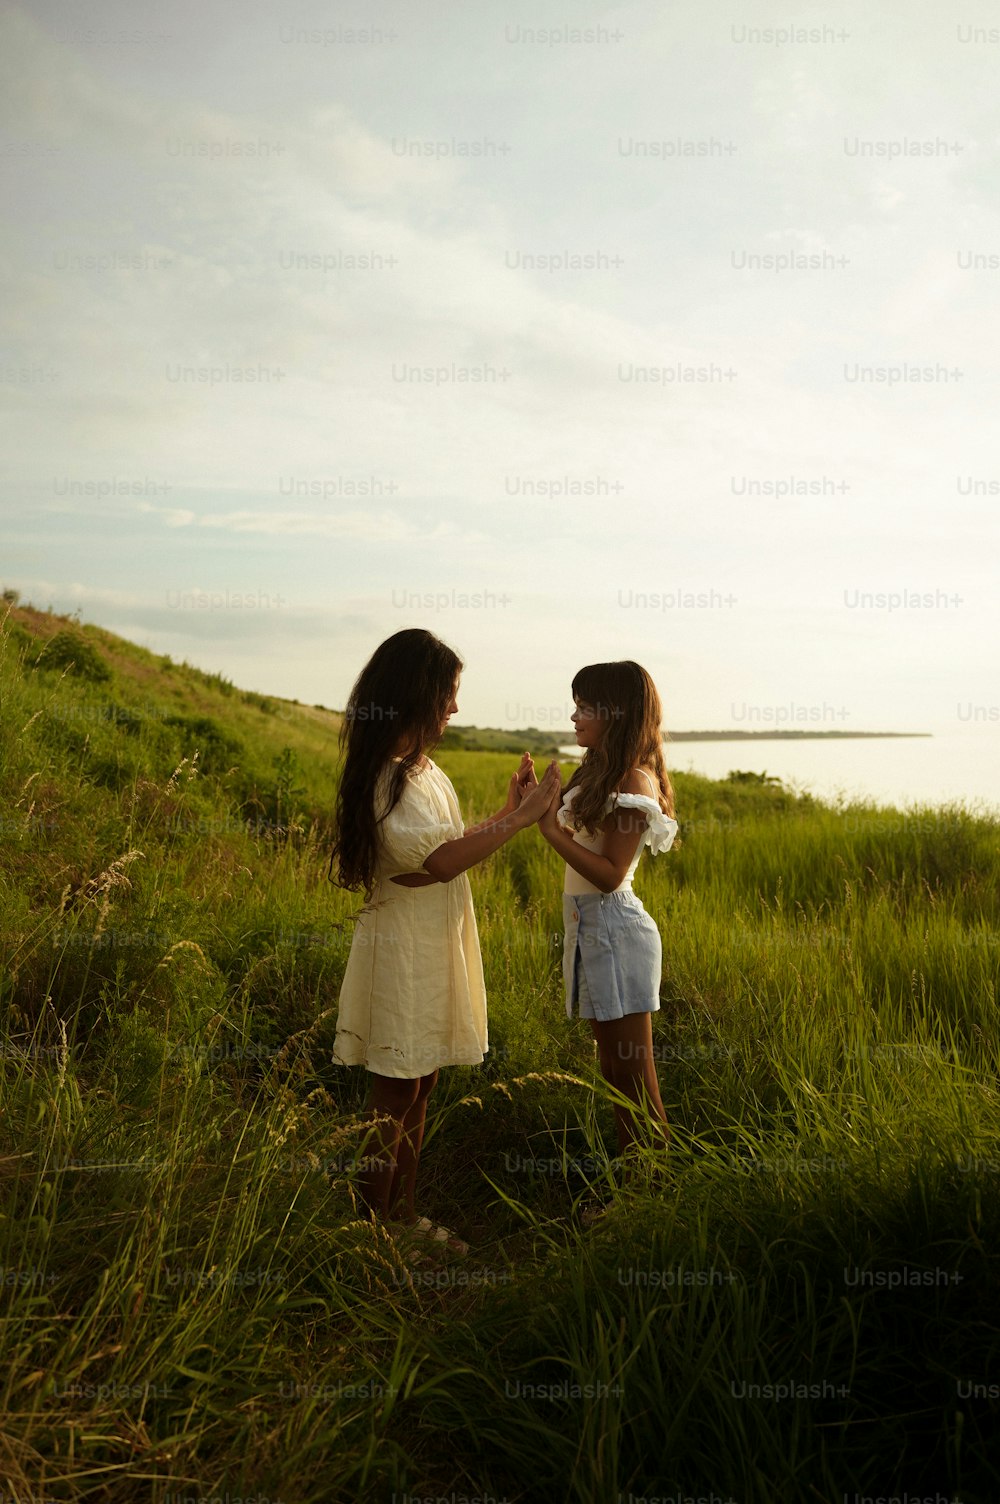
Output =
[
  {"x1": 563, "y1": 660, "x2": 675, "y2": 835},
  {"x1": 330, "y1": 629, "x2": 463, "y2": 897}
]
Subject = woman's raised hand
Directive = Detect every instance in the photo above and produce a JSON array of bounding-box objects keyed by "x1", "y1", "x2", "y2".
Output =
[
  {"x1": 507, "y1": 750, "x2": 537, "y2": 808},
  {"x1": 516, "y1": 750, "x2": 538, "y2": 795},
  {"x1": 516, "y1": 761, "x2": 562, "y2": 825}
]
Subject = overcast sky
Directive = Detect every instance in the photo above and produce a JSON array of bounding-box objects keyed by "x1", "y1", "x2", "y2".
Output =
[{"x1": 2, "y1": 0, "x2": 998, "y2": 739}]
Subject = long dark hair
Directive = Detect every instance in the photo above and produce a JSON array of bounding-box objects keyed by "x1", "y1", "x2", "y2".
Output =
[
  {"x1": 330, "y1": 628, "x2": 463, "y2": 897},
  {"x1": 564, "y1": 660, "x2": 675, "y2": 834}
]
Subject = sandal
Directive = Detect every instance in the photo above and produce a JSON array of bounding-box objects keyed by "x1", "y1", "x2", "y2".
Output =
[{"x1": 391, "y1": 1214, "x2": 469, "y2": 1257}]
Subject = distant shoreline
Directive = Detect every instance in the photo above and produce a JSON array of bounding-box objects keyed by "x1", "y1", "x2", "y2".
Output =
[
  {"x1": 665, "y1": 730, "x2": 932, "y2": 742},
  {"x1": 439, "y1": 724, "x2": 931, "y2": 756}
]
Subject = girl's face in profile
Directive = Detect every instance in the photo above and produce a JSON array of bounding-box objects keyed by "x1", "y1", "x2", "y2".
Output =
[{"x1": 571, "y1": 696, "x2": 609, "y2": 751}]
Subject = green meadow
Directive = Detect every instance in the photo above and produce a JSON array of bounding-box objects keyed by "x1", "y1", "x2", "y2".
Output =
[{"x1": 1, "y1": 602, "x2": 999, "y2": 1503}]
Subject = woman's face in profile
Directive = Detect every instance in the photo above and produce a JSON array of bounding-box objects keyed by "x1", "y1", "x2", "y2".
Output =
[{"x1": 439, "y1": 676, "x2": 460, "y2": 735}]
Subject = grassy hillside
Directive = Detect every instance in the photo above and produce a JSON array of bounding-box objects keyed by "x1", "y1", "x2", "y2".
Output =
[
  {"x1": 2, "y1": 604, "x2": 1000, "y2": 1502},
  {"x1": 438, "y1": 723, "x2": 567, "y2": 755}
]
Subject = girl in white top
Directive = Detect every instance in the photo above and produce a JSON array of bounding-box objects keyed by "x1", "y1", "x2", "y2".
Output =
[
  {"x1": 534, "y1": 660, "x2": 678, "y2": 1161},
  {"x1": 330, "y1": 628, "x2": 559, "y2": 1251}
]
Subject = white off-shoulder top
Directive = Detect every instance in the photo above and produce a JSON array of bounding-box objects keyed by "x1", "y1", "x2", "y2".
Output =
[{"x1": 556, "y1": 767, "x2": 678, "y2": 895}]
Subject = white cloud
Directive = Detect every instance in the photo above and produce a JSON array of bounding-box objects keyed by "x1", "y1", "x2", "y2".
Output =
[
  {"x1": 1, "y1": 0, "x2": 998, "y2": 781},
  {"x1": 132, "y1": 501, "x2": 490, "y2": 545}
]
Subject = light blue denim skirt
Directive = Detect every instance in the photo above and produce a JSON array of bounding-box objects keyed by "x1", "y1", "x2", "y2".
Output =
[{"x1": 562, "y1": 890, "x2": 662, "y2": 1021}]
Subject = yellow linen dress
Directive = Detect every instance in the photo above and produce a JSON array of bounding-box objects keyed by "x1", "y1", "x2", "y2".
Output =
[{"x1": 332, "y1": 758, "x2": 488, "y2": 1078}]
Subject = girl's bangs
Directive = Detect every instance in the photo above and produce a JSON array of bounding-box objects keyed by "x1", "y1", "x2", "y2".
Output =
[{"x1": 571, "y1": 664, "x2": 615, "y2": 710}]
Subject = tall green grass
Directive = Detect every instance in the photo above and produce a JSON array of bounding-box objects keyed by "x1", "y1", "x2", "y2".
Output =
[{"x1": 2, "y1": 604, "x2": 1000, "y2": 1502}]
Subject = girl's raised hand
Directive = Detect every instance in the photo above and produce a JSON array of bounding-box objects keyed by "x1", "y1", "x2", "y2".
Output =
[{"x1": 535, "y1": 763, "x2": 563, "y2": 838}]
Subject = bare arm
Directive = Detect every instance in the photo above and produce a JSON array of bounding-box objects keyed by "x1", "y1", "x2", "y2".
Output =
[
  {"x1": 536, "y1": 770, "x2": 652, "y2": 894},
  {"x1": 393, "y1": 761, "x2": 558, "y2": 886},
  {"x1": 540, "y1": 811, "x2": 646, "y2": 893},
  {"x1": 422, "y1": 810, "x2": 530, "y2": 882}
]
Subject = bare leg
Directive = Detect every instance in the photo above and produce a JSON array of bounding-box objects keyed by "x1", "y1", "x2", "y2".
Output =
[
  {"x1": 386, "y1": 1069, "x2": 439, "y2": 1222},
  {"x1": 357, "y1": 1073, "x2": 420, "y2": 1219},
  {"x1": 590, "y1": 1014, "x2": 669, "y2": 1159},
  {"x1": 591, "y1": 1030, "x2": 635, "y2": 1160}
]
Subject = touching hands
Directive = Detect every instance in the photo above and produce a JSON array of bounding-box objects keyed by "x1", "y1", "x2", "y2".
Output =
[
  {"x1": 516, "y1": 761, "x2": 562, "y2": 828},
  {"x1": 506, "y1": 751, "x2": 538, "y2": 810}
]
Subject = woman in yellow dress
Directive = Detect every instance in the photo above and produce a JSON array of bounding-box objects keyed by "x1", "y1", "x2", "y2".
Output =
[{"x1": 331, "y1": 628, "x2": 560, "y2": 1253}]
